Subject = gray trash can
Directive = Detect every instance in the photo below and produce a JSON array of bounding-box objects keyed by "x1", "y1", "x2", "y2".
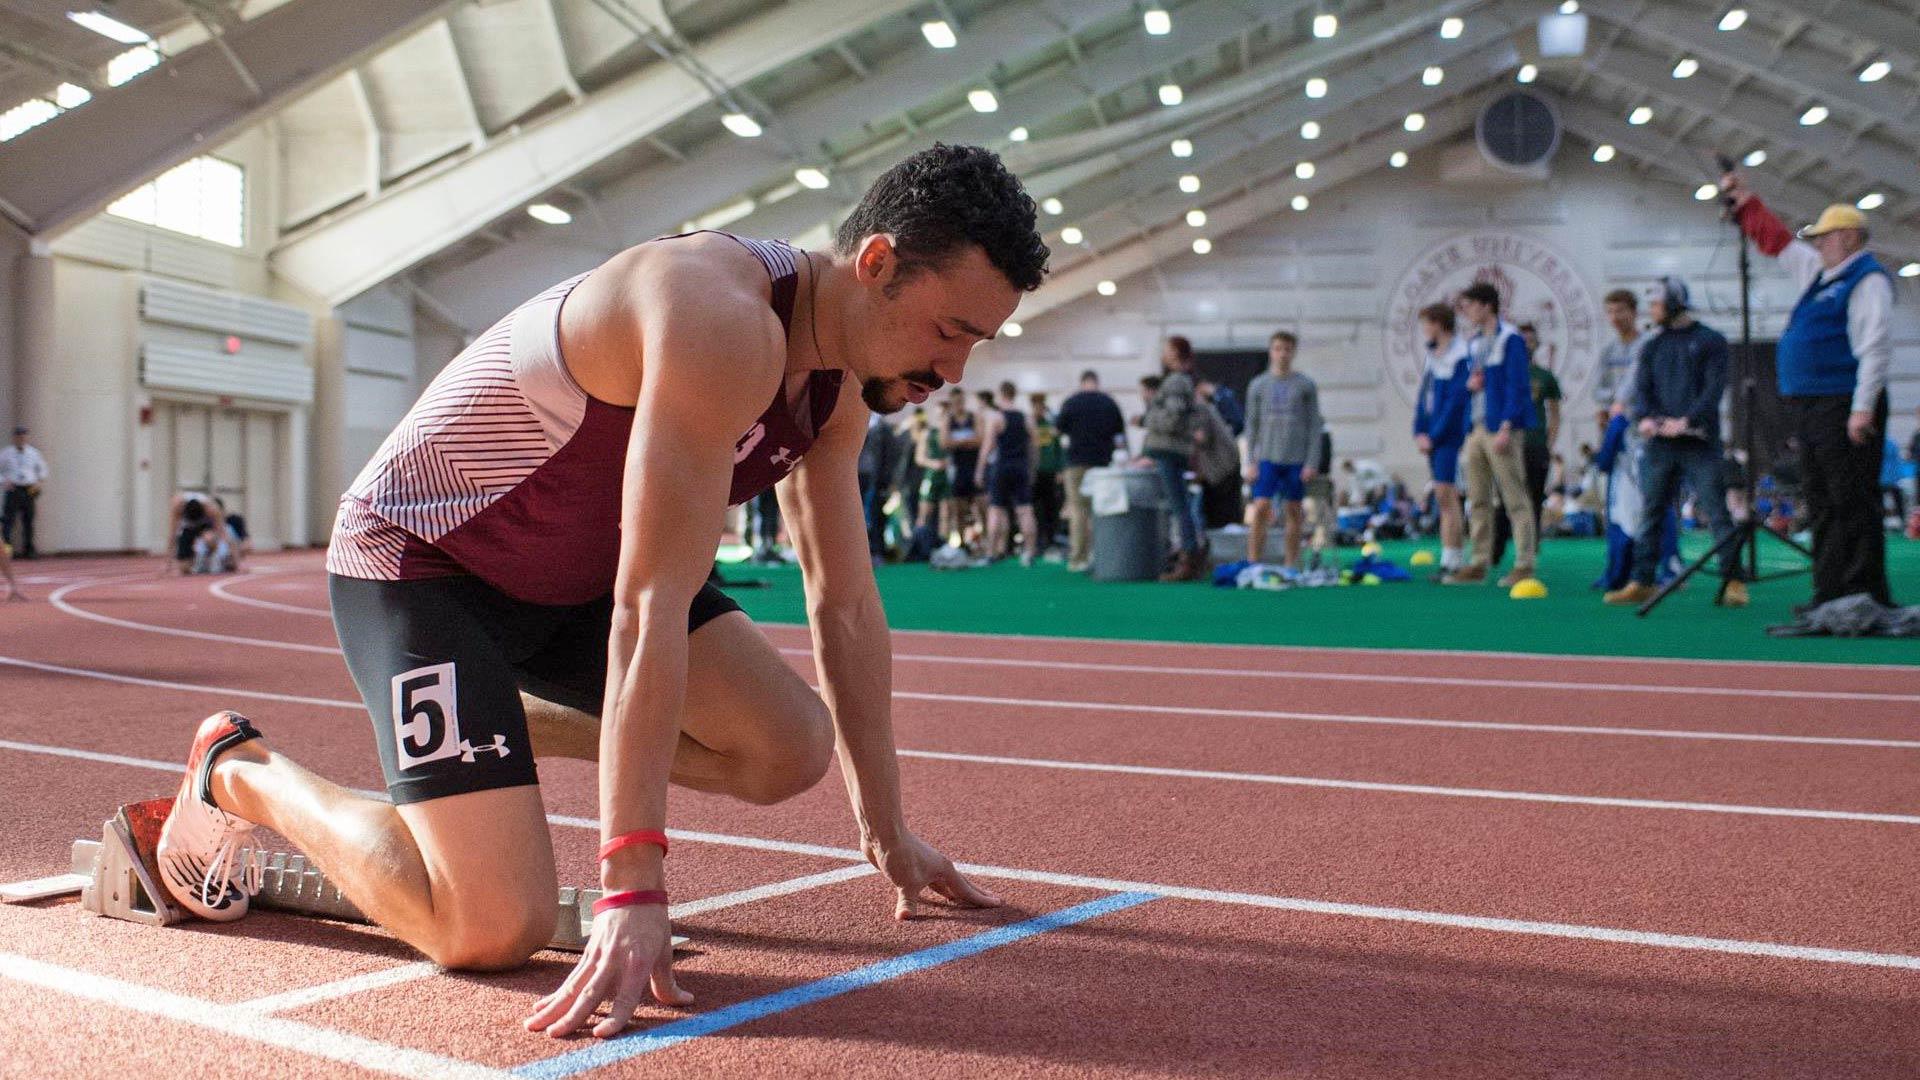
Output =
[{"x1": 1083, "y1": 467, "x2": 1168, "y2": 582}]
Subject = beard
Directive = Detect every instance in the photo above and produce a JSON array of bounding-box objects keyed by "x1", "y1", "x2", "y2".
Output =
[{"x1": 860, "y1": 370, "x2": 943, "y2": 414}]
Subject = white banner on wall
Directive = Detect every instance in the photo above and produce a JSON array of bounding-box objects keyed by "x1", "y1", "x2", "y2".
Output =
[{"x1": 1382, "y1": 230, "x2": 1601, "y2": 407}]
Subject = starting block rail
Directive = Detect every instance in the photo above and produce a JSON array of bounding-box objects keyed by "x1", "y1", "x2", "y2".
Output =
[{"x1": 3, "y1": 799, "x2": 684, "y2": 953}]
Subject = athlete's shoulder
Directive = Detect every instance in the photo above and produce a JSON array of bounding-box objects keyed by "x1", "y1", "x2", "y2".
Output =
[{"x1": 617, "y1": 231, "x2": 776, "y2": 306}]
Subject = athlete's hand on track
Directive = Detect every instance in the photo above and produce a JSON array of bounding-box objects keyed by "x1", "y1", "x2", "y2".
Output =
[
  {"x1": 864, "y1": 830, "x2": 1001, "y2": 921},
  {"x1": 525, "y1": 902, "x2": 690, "y2": 1039}
]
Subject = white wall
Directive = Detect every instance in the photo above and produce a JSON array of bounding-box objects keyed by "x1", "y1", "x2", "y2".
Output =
[
  {"x1": 966, "y1": 139, "x2": 1920, "y2": 483},
  {"x1": 28, "y1": 125, "x2": 320, "y2": 553}
]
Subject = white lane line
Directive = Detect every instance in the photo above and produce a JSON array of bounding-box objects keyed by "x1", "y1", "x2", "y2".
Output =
[
  {"x1": 888, "y1": 688, "x2": 1920, "y2": 749},
  {"x1": 894, "y1": 748, "x2": 1920, "y2": 825},
  {"x1": 783, "y1": 621, "x2": 1920, "y2": 674},
  {"x1": 8, "y1": 718, "x2": 1920, "y2": 840},
  {"x1": 667, "y1": 863, "x2": 878, "y2": 919},
  {"x1": 208, "y1": 575, "x2": 332, "y2": 618},
  {"x1": 0, "y1": 952, "x2": 514, "y2": 1080},
  {"x1": 7, "y1": 740, "x2": 1919, "y2": 975},
  {"x1": 54, "y1": 576, "x2": 1920, "y2": 706},
  {"x1": 659, "y1": 829, "x2": 1920, "y2": 974},
  {"x1": 11, "y1": 623, "x2": 1914, "y2": 751},
  {"x1": 230, "y1": 865, "x2": 879, "y2": 1015},
  {"x1": 0, "y1": 655, "x2": 360, "y2": 709},
  {"x1": 234, "y1": 962, "x2": 441, "y2": 1015},
  {"x1": 50, "y1": 578, "x2": 339, "y2": 655},
  {"x1": 830, "y1": 649, "x2": 1920, "y2": 705}
]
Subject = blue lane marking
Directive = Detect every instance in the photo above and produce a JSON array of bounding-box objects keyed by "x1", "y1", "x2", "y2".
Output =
[{"x1": 515, "y1": 890, "x2": 1159, "y2": 1078}]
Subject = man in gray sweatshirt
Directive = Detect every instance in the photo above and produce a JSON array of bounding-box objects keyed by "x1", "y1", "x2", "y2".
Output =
[
  {"x1": 1239, "y1": 330, "x2": 1325, "y2": 569},
  {"x1": 1142, "y1": 336, "x2": 1205, "y2": 581}
]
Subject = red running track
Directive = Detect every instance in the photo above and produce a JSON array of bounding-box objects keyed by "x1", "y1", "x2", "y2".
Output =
[{"x1": 2, "y1": 551, "x2": 1918, "y2": 1078}]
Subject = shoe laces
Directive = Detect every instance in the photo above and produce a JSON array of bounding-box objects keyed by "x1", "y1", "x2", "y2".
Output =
[{"x1": 196, "y1": 825, "x2": 261, "y2": 907}]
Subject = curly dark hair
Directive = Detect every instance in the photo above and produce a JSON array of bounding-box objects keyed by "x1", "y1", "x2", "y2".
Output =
[{"x1": 835, "y1": 144, "x2": 1049, "y2": 292}]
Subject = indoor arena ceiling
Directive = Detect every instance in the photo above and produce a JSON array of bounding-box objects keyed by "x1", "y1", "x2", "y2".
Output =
[{"x1": 4, "y1": 0, "x2": 1918, "y2": 321}]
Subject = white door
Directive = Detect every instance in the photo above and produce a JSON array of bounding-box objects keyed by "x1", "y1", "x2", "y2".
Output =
[{"x1": 153, "y1": 401, "x2": 285, "y2": 551}]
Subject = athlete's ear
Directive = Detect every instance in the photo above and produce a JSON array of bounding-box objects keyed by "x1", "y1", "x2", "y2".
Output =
[{"x1": 853, "y1": 234, "x2": 897, "y2": 286}]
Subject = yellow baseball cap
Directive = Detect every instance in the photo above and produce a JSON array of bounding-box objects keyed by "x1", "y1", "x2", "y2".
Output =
[{"x1": 1799, "y1": 203, "x2": 1867, "y2": 237}]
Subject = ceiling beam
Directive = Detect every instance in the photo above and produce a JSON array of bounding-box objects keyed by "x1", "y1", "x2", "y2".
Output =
[
  {"x1": 0, "y1": 0, "x2": 457, "y2": 239},
  {"x1": 1581, "y1": 0, "x2": 1920, "y2": 141},
  {"x1": 1013, "y1": 98, "x2": 1490, "y2": 324},
  {"x1": 269, "y1": 0, "x2": 915, "y2": 305},
  {"x1": 418, "y1": 0, "x2": 1298, "y2": 303},
  {"x1": 1559, "y1": 98, "x2": 1920, "y2": 264}
]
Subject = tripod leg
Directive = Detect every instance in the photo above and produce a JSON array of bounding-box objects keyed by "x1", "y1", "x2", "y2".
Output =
[{"x1": 1637, "y1": 522, "x2": 1750, "y2": 617}]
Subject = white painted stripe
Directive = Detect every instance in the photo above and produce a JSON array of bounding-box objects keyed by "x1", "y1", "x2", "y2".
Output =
[
  {"x1": 208, "y1": 575, "x2": 332, "y2": 618},
  {"x1": 770, "y1": 620, "x2": 1920, "y2": 674},
  {"x1": 235, "y1": 962, "x2": 441, "y2": 1015},
  {"x1": 667, "y1": 864, "x2": 878, "y2": 919},
  {"x1": 6, "y1": 738, "x2": 1917, "y2": 975},
  {"x1": 887, "y1": 688, "x2": 1920, "y2": 749},
  {"x1": 50, "y1": 579, "x2": 340, "y2": 655},
  {"x1": 54, "y1": 577, "x2": 1919, "y2": 708},
  {"x1": 22, "y1": 599, "x2": 1919, "y2": 749},
  {"x1": 831, "y1": 649, "x2": 1920, "y2": 705},
  {"x1": 0, "y1": 654, "x2": 361, "y2": 709},
  {"x1": 0, "y1": 737, "x2": 191, "y2": 773},
  {"x1": 0, "y1": 952, "x2": 516, "y2": 1079},
  {"x1": 894, "y1": 747, "x2": 1920, "y2": 824},
  {"x1": 656, "y1": 828, "x2": 1920, "y2": 972},
  {"x1": 228, "y1": 866, "x2": 878, "y2": 1015},
  {"x1": 7, "y1": 671, "x2": 1919, "y2": 827}
]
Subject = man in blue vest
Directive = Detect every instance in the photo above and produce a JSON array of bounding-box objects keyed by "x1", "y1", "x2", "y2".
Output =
[{"x1": 1724, "y1": 173, "x2": 1896, "y2": 608}]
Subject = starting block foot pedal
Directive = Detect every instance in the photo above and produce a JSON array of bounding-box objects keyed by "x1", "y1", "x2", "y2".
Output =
[{"x1": 79, "y1": 798, "x2": 184, "y2": 928}]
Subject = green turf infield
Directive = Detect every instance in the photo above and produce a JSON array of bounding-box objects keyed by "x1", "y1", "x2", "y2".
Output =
[{"x1": 723, "y1": 534, "x2": 1919, "y2": 665}]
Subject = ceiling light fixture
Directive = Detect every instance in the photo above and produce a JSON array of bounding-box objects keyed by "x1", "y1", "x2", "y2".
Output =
[
  {"x1": 1305, "y1": 77, "x2": 1327, "y2": 99},
  {"x1": 1718, "y1": 8, "x2": 1747, "y2": 31},
  {"x1": 527, "y1": 203, "x2": 572, "y2": 225},
  {"x1": 1143, "y1": 8, "x2": 1171, "y2": 35},
  {"x1": 1517, "y1": 64, "x2": 1538, "y2": 84},
  {"x1": 1179, "y1": 174, "x2": 1200, "y2": 193},
  {"x1": 1171, "y1": 138, "x2": 1193, "y2": 158},
  {"x1": 1389, "y1": 150, "x2": 1409, "y2": 168},
  {"x1": 1158, "y1": 83, "x2": 1183, "y2": 106},
  {"x1": 721, "y1": 113, "x2": 763, "y2": 138},
  {"x1": 921, "y1": 20, "x2": 957, "y2": 48}
]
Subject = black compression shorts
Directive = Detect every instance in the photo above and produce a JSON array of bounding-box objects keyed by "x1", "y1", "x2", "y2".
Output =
[{"x1": 328, "y1": 574, "x2": 742, "y2": 805}]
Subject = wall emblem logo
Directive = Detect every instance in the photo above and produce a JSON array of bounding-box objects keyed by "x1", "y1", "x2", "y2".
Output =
[{"x1": 1383, "y1": 231, "x2": 1600, "y2": 408}]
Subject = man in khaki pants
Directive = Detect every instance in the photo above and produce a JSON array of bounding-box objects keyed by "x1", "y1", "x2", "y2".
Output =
[{"x1": 1445, "y1": 282, "x2": 1539, "y2": 586}]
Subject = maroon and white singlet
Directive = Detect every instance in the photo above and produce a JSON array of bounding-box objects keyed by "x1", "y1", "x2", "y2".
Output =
[{"x1": 327, "y1": 234, "x2": 843, "y2": 606}]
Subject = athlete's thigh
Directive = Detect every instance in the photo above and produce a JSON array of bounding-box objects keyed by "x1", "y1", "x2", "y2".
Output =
[{"x1": 683, "y1": 609, "x2": 828, "y2": 761}]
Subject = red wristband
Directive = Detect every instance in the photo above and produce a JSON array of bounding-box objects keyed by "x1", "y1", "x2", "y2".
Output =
[
  {"x1": 598, "y1": 829, "x2": 670, "y2": 863},
  {"x1": 592, "y1": 889, "x2": 668, "y2": 915}
]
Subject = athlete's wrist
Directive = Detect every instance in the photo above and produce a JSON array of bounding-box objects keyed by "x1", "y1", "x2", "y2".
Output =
[{"x1": 600, "y1": 847, "x2": 665, "y2": 891}]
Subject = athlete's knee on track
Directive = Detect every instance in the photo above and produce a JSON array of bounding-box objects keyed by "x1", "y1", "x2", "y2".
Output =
[
  {"x1": 422, "y1": 897, "x2": 553, "y2": 971},
  {"x1": 736, "y1": 693, "x2": 833, "y2": 806}
]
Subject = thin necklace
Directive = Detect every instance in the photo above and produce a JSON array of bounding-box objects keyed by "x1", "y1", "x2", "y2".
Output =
[{"x1": 801, "y1": 249, "x2": 830, "y2": 372}]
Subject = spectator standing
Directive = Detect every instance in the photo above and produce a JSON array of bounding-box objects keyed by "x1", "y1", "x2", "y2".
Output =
[
  {"x1": 1594, "y1": 290, "x2": 1648, "y2": 430},
  {"x1": 1446, "y1": 282, "x2": 1538, "y2": 586},
  {"x1": 1240, "y1": 330, "x2": 1325, "y2": 569},
  {"x1": 899, "y1": 409, "x2": 929, "y2": 528},
  {"x1": 1604, "y1": 276, "x2": 1747, "y2": 607},
  {"x1": 1413, "y1": 303, "x2": 1471, "y2": 577},
  {"x1": 914, "y1": 403, "x2": 951, "y2": 545},
  {"x1": 940, "y1": 388, "x2": 986, "y2": 550},
  {"x1": 976, "y1": 384, "x2": 1039, "y2": 565},
  {"x1": 1493, "y1": 324, "x2": 1563, "y2": 566},
  {"x1": 858, "y1": 412, "x2": 904, "y2": 562},
  {"x1": 1303, "y1": 429, "x2": 1335, "y2": 553},
  {"x1": 1727, "y1": 172, "x2": 1896, "y2": 609},
  {"x1": 1055, "y1": 369, "x2": 1126, "y2": 572},
  {"x1": 1193, "y1": 384, "x2": 1244, "y2": 531},
  {"x1": 0, "y1": 427, "x2": 47, "y2": 559},
  {"x1": 1029, "y1": 393, "x2": 1064, "y2": 555},
  {"x1": 1141, "y1": 336, "x2": 1206, "y2": 581}
]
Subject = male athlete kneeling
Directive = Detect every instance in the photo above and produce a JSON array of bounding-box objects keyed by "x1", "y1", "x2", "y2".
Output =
[{"x1": 155, "y1": 144, "x2": 1047, "y2": 1038}]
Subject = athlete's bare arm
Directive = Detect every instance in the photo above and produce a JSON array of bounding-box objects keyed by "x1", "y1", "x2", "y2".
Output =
[
  {"x1": 975, "y1": 409, "x2": 1003, "y2": 487},
  {"x1": 527, "y1": 241, "x2": 783, "y2": 1039},
  {"x1": 779, "y1": 385, "x2": 1001, "y2": 921}
]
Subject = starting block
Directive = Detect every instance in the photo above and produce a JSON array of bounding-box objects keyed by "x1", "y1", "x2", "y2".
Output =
[{"x1": 3, "y1": 799, "x2": 686, "y2": 952}]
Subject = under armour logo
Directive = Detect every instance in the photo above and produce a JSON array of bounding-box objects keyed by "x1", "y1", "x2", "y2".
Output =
[
  {"x1": 769, "y1": 446, "x2": 800, "y2": 469},
  {"x1": 458, "y1": 735, "x2": 511, "y2": 762}
]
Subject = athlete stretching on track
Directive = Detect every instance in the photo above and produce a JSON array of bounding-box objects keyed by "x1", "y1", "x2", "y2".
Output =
[{"x1": 154, "y1": 145, "x2": 1047, "y2": 1038}]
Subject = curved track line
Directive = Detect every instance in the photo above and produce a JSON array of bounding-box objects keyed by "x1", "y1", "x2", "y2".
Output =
[
  {"x1": 2, "y1": 669, "x2": 1915, "y2": 823},
  {"x1": 208, "y1": 574, "x2": 332, "y2": 617},
  {"x1": 31, "y1": 581, "x2": 1920, "y2": 748},
  {"x1": 72, "y1": 572, "x2": 1920, "y2": 703},
  {"x1": 50, "y1": 577, "x2": 340, "y2": 655}
]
